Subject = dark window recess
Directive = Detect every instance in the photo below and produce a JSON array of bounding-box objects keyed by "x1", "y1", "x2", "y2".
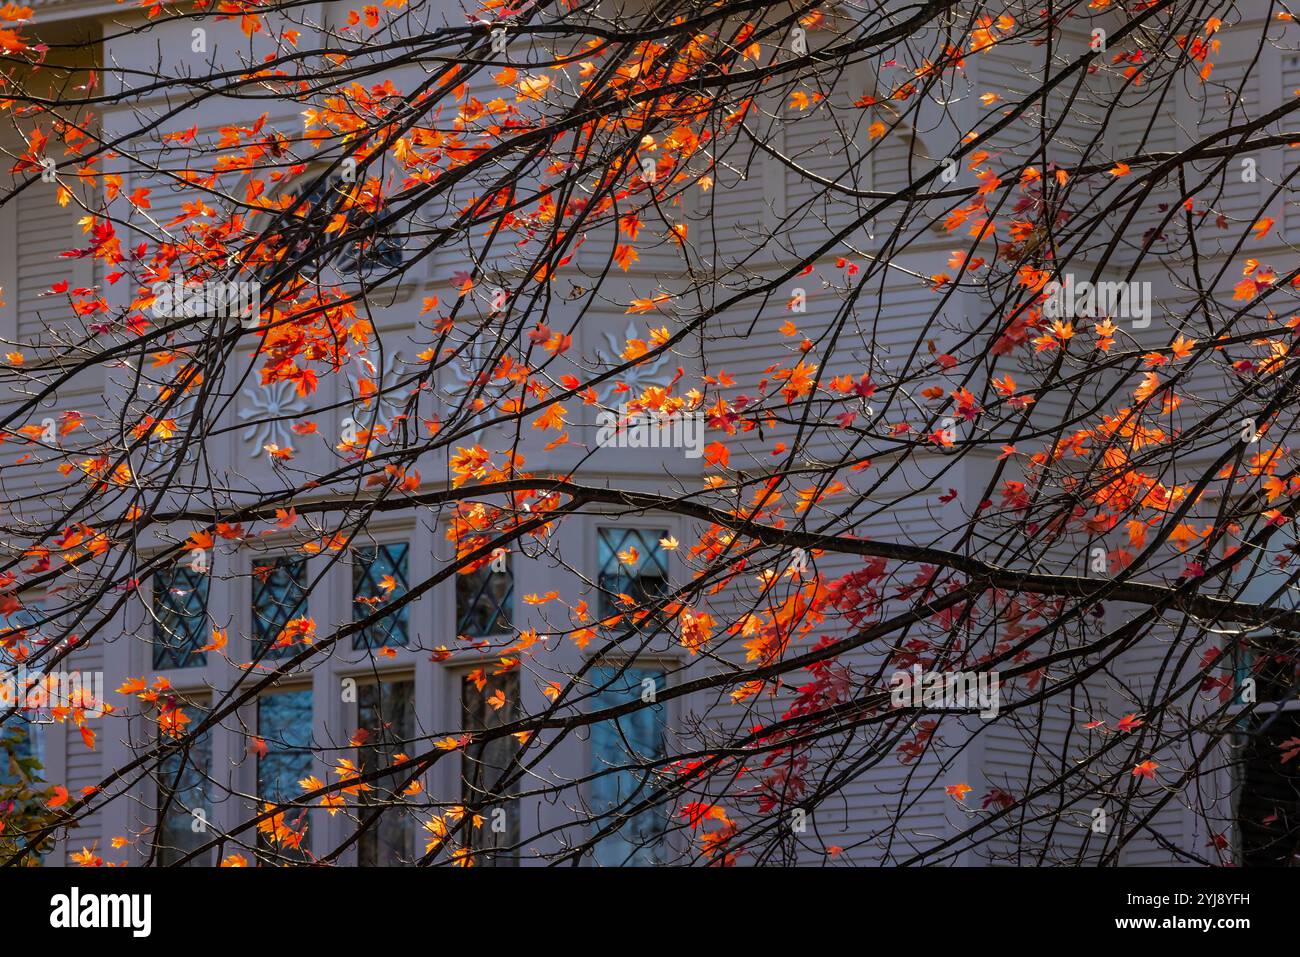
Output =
[
  {"x1": 461, "y1": 671, "x2": 521, "y2": 866},
  {"x1": 1241, "y1": 634, "x2": 1300, "y2": 705},
  {"x1": 256, "y1": 688, "x2": 313, "y2": 863},
  {"x1": 590, "y1": 666, "x2": 667, "y2": 866},
  {"x1": 356, "y1": 679, "x2": 416, "y2": 866},
  {"x1": 1238, "y1": 710, "x2": 1300, "y2": 866}
]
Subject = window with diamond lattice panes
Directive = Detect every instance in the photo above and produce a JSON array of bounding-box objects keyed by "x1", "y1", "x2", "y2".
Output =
[
  {"x1": 296, "y1": 173, "x2": 405, "y2": 281},
  {"x1": 252, "y1": 557, "x2": 308, "y2": 658},
  {"x1": 152, "y1": 564, "x2": 210, "y2": 669},
  {"x1": 457, "y1": 551, "x2": 513, "y2": 638},
  {"x1": 597, "y1": 528, "x2": 670, "y2": 619},
  {"x1": 352, "y1": 544, "x2": 409, "y2": 649}
]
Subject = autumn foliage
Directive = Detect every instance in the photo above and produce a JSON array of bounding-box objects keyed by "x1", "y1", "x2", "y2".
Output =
[{"x1": 0, "y1": 0, "x2": 1298, "y2": 866}]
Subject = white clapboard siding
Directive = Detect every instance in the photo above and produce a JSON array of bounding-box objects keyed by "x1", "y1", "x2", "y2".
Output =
[
  {"x1": 780, "y1": 94, "x2": 873, "y2": 258},
  {"x1": 706, "y1": 264, "x2": 955, "y2": 470},
  {"x1": 15, "y1": 183, "x2": 94, "y2": 349},
  {"x1": 1107, "y1": 77, "x2": 1181, "y2": 260},
  {"x1": 691, "y1": 135, "x2": 771, "y2": 269},
  {"x1": 683, "y1": 496, "x2": 963, "y2": 863},
  {"x1": 1198, "y1": 61, "x2": 1264, "y2": 229},
  {"x1": 0, "y1": 180, "x2": 101, "y2": 503},
  {"x1": 1281, "y1": 55, "x2": 1300, "y2": 240},
  {"x1": 972, "y1": 52, "x2": 1035, "y2": 160},
  {"x1": 62, "y1": 633, "x2": 106, "y2": 858}
]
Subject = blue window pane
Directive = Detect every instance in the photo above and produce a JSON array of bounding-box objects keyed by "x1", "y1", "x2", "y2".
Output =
[
  {"x1": 0, "y1": 718, "x2": 44, "y2": 788},
  {"x1": 597, "y1": 528, "x2": 670, "y2": 619},
  {"x1": 156, "y1": 701, "x2": 213, "y2": 866},
  {"x1": 152, "y1": 566, "x2": 210, "y2": 669},
  {"x1": 257, "y1": 690, "x2": 313, "y2": 804},
  {"x1": 253, "y1": 557, "x2": 308, "y2": 658},
  {"x1": 590, "y1": 666, "x2": 667, "y2": 866},
  {"x1": 257, "y1": 689, "x2": 313, "y2": 862},
  {"x1": 0, "y1": 718, "x2": 47, "y2": 864},
  {"x1": 3, "y1": 609, "x2": 50, "y2": 721},
  {"x1": 352, "y1": 544, "x2": 409, "y2": 650},
  {"x1": 1232, "y1": 634, "x2": 1300, "y2": 707}
]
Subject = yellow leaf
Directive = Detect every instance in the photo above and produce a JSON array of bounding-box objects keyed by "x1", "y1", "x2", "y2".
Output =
[{"x1": 517, "y1": 75, "x2": 551, "y2": 100}]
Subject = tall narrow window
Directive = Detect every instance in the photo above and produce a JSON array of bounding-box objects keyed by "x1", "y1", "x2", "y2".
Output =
[
  {"x1": 456, "y1": 554, "x2": 513, "y2": 638},
  {"x1": 3, "y1": 607, "x2": 51, "y2": 722},
  {"x1": 256, "y1": 688, "x2": 313, "y2": 863},
  {"x1": 356, "y1": 679, "x2": 415, "y2": 866},
  {"x1": 252, "y1": 557, "x2": 308, "y2": 658},
  {"x1": 352, "y1": 544, "x2": 409, "y2": 650},
  {"x1": 1236, "y1": 710, "x2": 1300, "y2": 866},
  {"x1": 1, "y1": 604, "x2": 49, "y2": 854},
  {"x1": 596, "y1": 527, "x2": 670, "y2": 619},
  {"x1": 155, "y1": 698, "x2": 213, "y2": 866},
  {"x1": 1236, "y1": 633, "x2": 1300, "y2": 865},
  {"x1": 1231, "y1": 555, "x2": 1300, "y2": 865},
  {"x1": 589, "y1": 665, "x2": 667, "y2": 866},
  {"x1": 152, "y1": 565, "x2": 210, "y2": 669},
  {"x1": 461, "y1": 671, "x2": 521, "y2": 865},
  {"x1": 0, "y1": 718, "x2": 44, "y2": 786},
  {"x1": 0, "y1": 717, "x2": 48, "y2": 862}
]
